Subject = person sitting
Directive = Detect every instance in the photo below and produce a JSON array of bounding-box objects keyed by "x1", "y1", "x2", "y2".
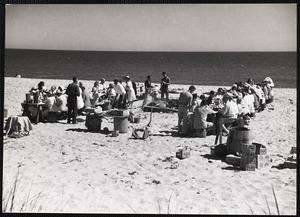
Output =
[
  {"x1": 99, "y1": 78, "x2": 108, "y2": 101},
  {"x1": 35, "y1": 81, "x2": 47, "y2": 102},
  {"x1": 53, "y1": 87, "x2": 68, "y2": 119},
  {"x1": 214, "y1": 87, "x2": 225, "y2": 107},
  {"x1": 254, "y1": 84, "x2": 266, "y2": 111},
  {"x1": 190, "y1": 93, "x2": 202, "y2": 112},
  {"x1": 106, "y1": 83, "x2": 116, "y2": 101},
  {"x1": 242, "y1": 87, "x2": 255, "y2": 117},
  {"x1": 220, "y1": 94, "x2": 239, "y2": 135},
  {"x1": 91, "y1": 81, "x2": 100, "y2": 107},
  {"x1": 193, "y1": 99, "x2": 218, "y2": 135},
  {"x1": 99, "y1": 78, "x2": 107, "y2": 91},
  {"x1": 42, "y1": 92, "x2": 56, "y2": 120}
]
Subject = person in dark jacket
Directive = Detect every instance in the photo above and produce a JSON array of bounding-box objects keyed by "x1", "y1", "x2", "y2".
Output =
[{"x1": 66, "y1": 77, "x2": 80, "y2": 124}]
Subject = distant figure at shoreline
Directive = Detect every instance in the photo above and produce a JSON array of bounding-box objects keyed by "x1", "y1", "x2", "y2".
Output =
[
  {"x1": 15, "y1": 74, "x2": 21, "y2": 78},
  {"x1": 66, "y1": 77, "x2": 80, "y2": 124},
  {"x1": 160, "y1": 72, "x2": 170, "y2": 101}
]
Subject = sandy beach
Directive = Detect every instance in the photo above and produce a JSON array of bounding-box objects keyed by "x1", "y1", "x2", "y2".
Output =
[{"x1": 2, "y1": 77, "x2": 297, "y2": 214}]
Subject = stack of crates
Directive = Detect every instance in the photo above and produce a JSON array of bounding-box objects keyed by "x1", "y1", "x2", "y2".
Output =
[
  {"x1": 253, "y1": 143, "x2": 270, "y2": 169},
  {"x1": 240, "y1": 143, "x2": 256, "y2": 171}
]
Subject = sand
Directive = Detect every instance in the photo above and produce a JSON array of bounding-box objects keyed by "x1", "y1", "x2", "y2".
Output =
[{"x1": 3, "y1": 77, "x2": 297, "y2": 214}]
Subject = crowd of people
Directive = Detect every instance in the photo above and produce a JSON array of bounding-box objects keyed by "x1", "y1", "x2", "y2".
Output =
[
  {"x1": 26, "y1": 75, "x2": 142, "y2": 123},
  {"x1": 177, "y1": 77, "x2": 275, "y2": 137},
  {"x1": 24, "y1": 73, "x2": 274, "y2": 130}
]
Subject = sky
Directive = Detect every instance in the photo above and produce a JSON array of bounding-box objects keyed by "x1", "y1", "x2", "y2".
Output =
[{"x1": 5, "y1": 4, "x2": 297, "y2": 52}]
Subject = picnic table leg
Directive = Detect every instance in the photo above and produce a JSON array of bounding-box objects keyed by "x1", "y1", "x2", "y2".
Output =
[
  {"x1": 36, "y1": 105, "x2": 40, "y2": 124},
  {"x1": 214, "y1": 118, "x2": 220, "y2": 145}
]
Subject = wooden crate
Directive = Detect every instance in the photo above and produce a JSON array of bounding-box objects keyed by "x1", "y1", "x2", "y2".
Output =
[
  {"x1": 252, "y1": 143, "x2": 267, "y2": 155},
  {"x1": 176, "y1": 147, "x2": 190, "y2": 159},
  {"x1": 256, "y1": 154, "x2": 270, "y2": 169},
  {"x1": 240, "y1": 162, "x2": 256, "y2": 171},
  {"x1": 241, "y1": 152, "x2": 256, "y2": 164},
  {"x1": 241, "y1": 143, "x2": 256, "y2": 154}
]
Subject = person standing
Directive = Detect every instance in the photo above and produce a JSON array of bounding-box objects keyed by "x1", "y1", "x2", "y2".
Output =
[
  {"x1": 113, "y1": 79, "x2": 126, "y2": 109},
  {"x1": 66, "y1": 77, "x2": 80, "y2": 124},
  {"x1": 160, "y1": 72, "x2": 170, "y2": 101},
  {"x1": 125, "y1": 76, "x2": 136, "y2": 108},
  {"x1": 81, "y1": 85, "x2": 91, "y2": 108},
  {"x1": 142, "y1": 75, "x2": 153, "y2": 107},
  {"x1": 178, "y1": 85, "x2": 196, "y2": 136}
]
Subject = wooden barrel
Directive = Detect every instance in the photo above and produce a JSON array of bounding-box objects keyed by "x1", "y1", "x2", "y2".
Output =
[
  {"x1": 85, "y1": 114, "x2": 102, "y2": 132},
  {"x1": 226, "y1": 127, "x2": 251, "y2": 155},
  {"x1": 114, "y1": 116, "x2": 128, "y2": 133}
]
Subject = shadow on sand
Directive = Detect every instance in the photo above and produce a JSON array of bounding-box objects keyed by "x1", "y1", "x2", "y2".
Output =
[
  {"x1": 66, "y1": 128, "x2": 111, "y2": 135},
  {"x1": 201, "y1": 154, "x2": 226, "y2": 162}
]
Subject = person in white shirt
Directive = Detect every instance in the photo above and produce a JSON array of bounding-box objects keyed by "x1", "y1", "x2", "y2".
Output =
[
  {"x1": 113, "y1": 79, "x2": 126, "y2": 109},
  {"x1": 99, "y1": 78, "x2": 107, "y2": 92},
  {"x1": 193, "y1": 99, "x2": 217, "y2": 132},
  {"x1": 221, "y1": 94, "x2": 239, "y2": 134}
]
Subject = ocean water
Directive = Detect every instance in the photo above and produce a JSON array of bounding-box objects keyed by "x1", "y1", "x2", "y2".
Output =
[{"x1": 5, "y1": 49, "x2": 296, "y2": 88}]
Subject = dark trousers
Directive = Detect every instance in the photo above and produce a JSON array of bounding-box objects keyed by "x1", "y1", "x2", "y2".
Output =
[
  {"x1": 67, "y1": 99, "x2": 77, "y2": 123},
  {"x1": 115, "y1": 94, "x2": 126, "y2": 109},
  {"x1": 161, "y1": 88, "x2": 169, "y2": 100}
]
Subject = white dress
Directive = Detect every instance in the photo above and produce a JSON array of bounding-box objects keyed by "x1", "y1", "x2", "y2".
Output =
[
  {"x1": 77, "y1": 88, "x2": 84, "y2": 109},
  {"x1": 126, "y1": 81, "x2": 136, "y2": 102}
]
